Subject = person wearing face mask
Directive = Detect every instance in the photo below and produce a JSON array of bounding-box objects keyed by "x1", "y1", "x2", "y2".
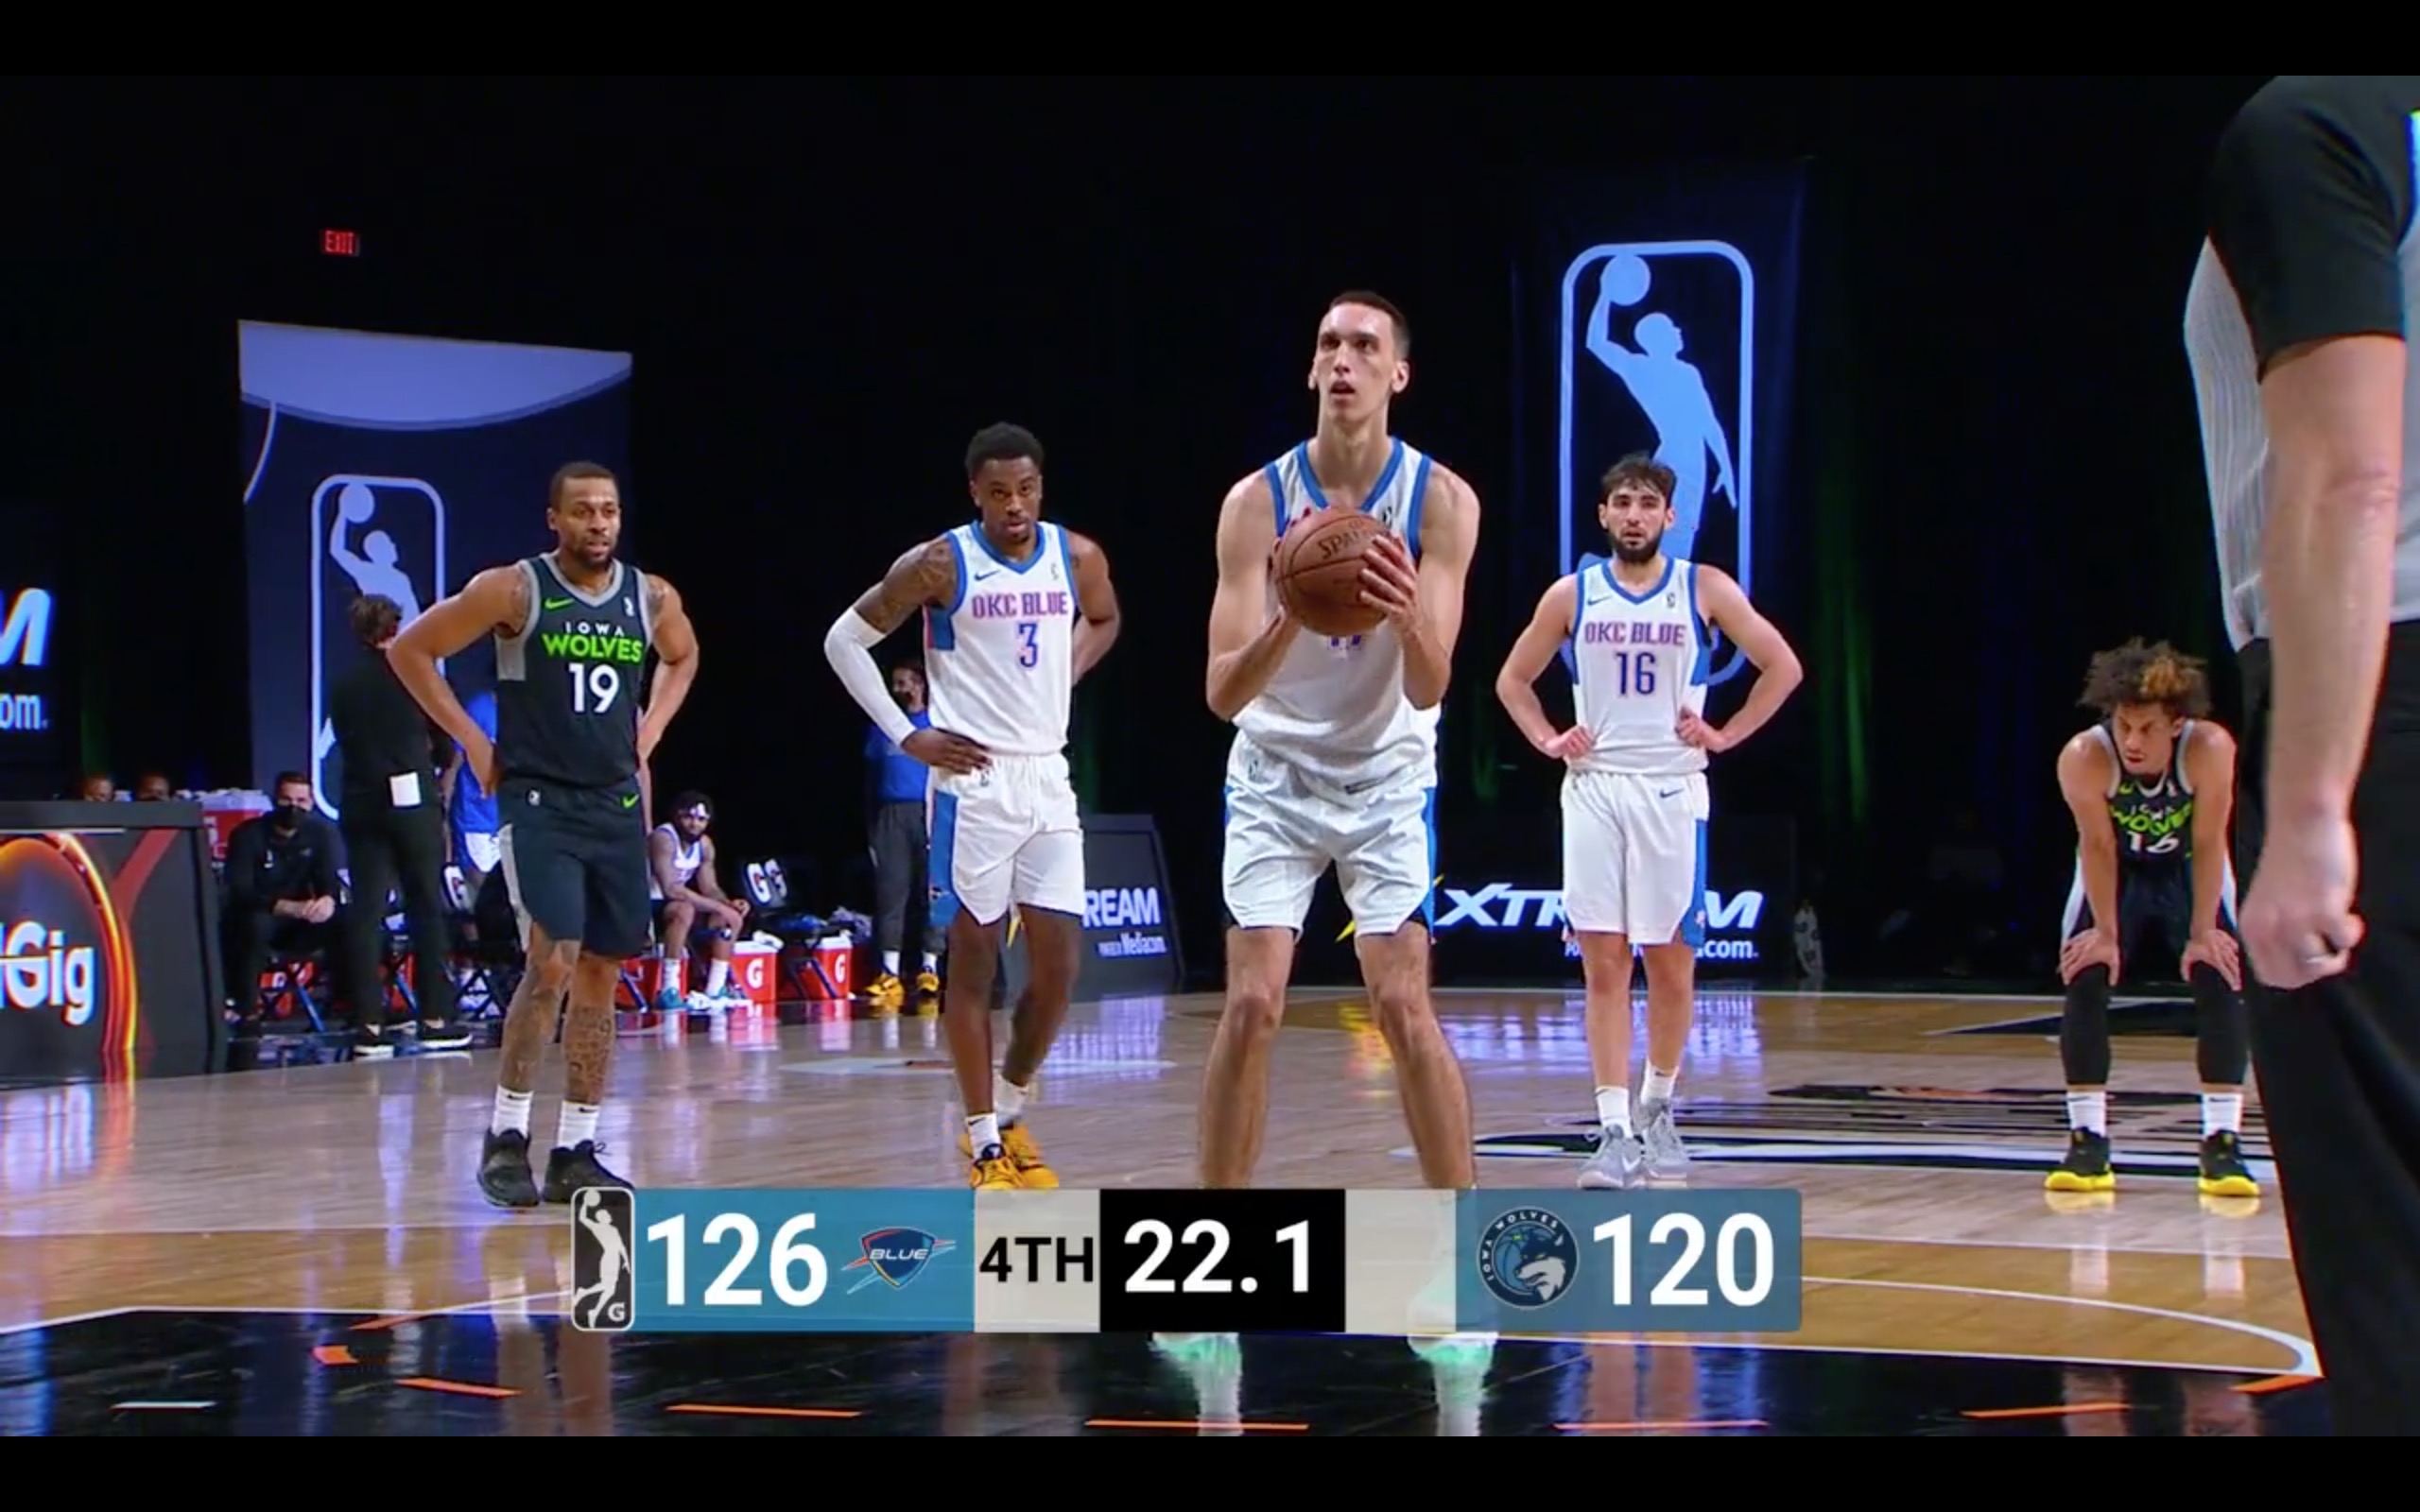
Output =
[{"x1": 221, "y1": 771, "x2": 345, "y2": 1028}]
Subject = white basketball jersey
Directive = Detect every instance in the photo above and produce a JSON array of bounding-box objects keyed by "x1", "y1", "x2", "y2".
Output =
[
  {"x1": 1569, "y1": 555, "x2": 1709, "y2": 778},
  {"x1": 1235, "y1": 438, "x2": 1439, "y2": 788},
  {"x1": 649, "y1": 823, "x2": 702, "y2": 901},
  {"x1": 923, "y1": 521, "x2": 1076, "y2": 758}
]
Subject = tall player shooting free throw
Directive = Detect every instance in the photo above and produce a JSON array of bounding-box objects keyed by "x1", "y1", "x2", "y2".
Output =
[
  {"x1": 1201, "y1": 290, "x2": 1481, "y2": 1190},
  {"x1": 389, "y1": 462, "x2": 701, "y2": 1207},
  {"x1": 2048, "y1": 640, "x2": 2256, "y2": 1198},
  {"x1": 1495, "y1": 455, "x2": 1801, "y2": 1190},
  {"x1": 822, "y1": 423, "x2": 1121, "y2": 1191}
]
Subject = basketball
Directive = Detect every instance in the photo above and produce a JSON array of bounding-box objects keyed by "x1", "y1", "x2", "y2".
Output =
[{"x1": 1275, "y1": 507, "x2": 1388, "y2": 637}]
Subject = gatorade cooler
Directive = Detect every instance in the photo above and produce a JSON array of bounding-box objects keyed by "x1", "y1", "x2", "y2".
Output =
[
  {"x1": 801, "y1": 934, "x2": 853, "y2": 1003},
  {"x1": 732, "y1": 941, "x2": 780, "y2": 1017}
]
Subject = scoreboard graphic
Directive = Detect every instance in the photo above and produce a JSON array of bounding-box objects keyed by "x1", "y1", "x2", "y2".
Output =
[{"x1": 570, "y1": 1186, "x2": 1803, "y2": 1336}]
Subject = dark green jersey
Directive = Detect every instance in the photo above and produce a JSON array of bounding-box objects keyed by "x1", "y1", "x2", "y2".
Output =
[
  {"x1": 2092, "y1": 720, "x2": 2197, "y2": 873},
  {"x1": 493, "y1": 554, "x2": 652, "y2": 791}
]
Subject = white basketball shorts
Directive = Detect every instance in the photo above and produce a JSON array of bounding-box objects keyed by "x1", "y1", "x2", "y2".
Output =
[
  {"x1": 929, "y1": 752, "x2": 1085, "y2": 928},
  {"x1": 1221, "y1": 735, "x2": 1436, "y2": 936},
  {"x1": 1562, "y1": 769, "x2": 1709, "y2": 947}
]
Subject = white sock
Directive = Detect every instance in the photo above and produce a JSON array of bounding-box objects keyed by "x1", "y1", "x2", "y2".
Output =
[
  {"x1": 883, "y1": 950, "x2": 901, "y2": 976},
  {"x1": 966, "y1": 1112, "x2": 1002, "y2": 1155},
  {"x1": 2067, "y1": 1091, "x2": 2108, "y2": 1135},
  {"x1": 492, "y1": 1087, "x2": 533, "y2": 1137},
  {"x1": 922, "y1": 952, "x2": 939, "y2": 973},
  {"x1": 556, "y1": 1101, "x2": 601, "y2": 1151},
  {"x1": 1641, "y1": 1064, "x2": 1678, "y2": 1106},
  {"x1": 1595, "y1": 1086, "x2": 1632, "y2": 1135},
  {"x1": 705, "y1": 959, "x2": 729, "y2": 995},
  {"x1": 2203, "y1": 1092, "x2": 2243, "y2": 1137},
  {"x1": 666, "y1": 957, "x2": 684, "y2": 993},
  {"x1": 996, "y1": 1074, "x2": 1028, "y2": 1126}
]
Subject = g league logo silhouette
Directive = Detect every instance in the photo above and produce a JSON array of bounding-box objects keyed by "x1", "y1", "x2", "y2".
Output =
[
  {"x1": 309, "y1": 473, "x2": 448, "y2": 819},
  {"x1": 1559, "y1": 242, "x2": 1755, "y2": 686}
]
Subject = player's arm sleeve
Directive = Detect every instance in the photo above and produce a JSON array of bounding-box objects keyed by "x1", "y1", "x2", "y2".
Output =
[{"x1": 2205, "y1": 77, "x2": 2415, "y2": 373}]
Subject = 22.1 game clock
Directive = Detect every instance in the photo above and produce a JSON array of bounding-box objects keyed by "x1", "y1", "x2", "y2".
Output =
[{"x1": 1097, "y1": 1190, "x2": 1347, "y2": 1333}]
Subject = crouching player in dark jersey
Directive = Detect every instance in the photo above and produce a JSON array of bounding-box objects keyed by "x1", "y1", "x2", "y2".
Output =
[
  {"x1": 390, "y1": 462, "x2": 700, "y2": 1207},
  {"x1": 2048, "y1": 640, "x2": 2256, "y2": 1198}
]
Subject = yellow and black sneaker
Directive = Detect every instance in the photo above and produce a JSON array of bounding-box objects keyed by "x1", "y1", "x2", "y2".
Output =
[
  {"x1": 862, "y1": 972, "x2": 906, "y2": 1015},
  {"x1": 914, "y1": 970, "x2": 942, "y2": 1012},
  {"x1": 959, "y1": 1122, "x2": 1060, "y2": 1188},
  {"x1": 2197, "y1": 1130, "x2": 2259, "y2": 1197},
  {"x1": 969, "y1": 1147, "x2": 1024, "y2": 1190},
  {"x1": 2046, "y1": 1129, "x2": 2117, "y2": 1193}
]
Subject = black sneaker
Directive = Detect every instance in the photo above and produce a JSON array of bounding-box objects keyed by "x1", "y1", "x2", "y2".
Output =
[
  {"x1": 2198, "y1": 1131, "x2": 2259, "y2": 1197},
  {"x1": 478, "y1": 1128, "x2": 542, "y2": 1209},
  {"x1": 350, "y1": 1026, "x2": 395, "y2": 1060},
  {"x1": 542, "y1": 1140, "x2": 631, "y2": 1203},
  {"x1": 2046, "y1": 1128, "x2": 2116, "y2": 1193},
  {"x1": 415, "y1": 1021, "x2": 475, "y2": 1051}
]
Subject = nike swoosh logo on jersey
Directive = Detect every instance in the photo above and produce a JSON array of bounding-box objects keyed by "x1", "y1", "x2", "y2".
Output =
[
  {"x1": 1658, "y1": 787, "x2": 1681, "y2": 799},
  {"x1": 621, "y1": 794, "x2": 639, "y2": 807},
  {"x1": 544, "y1": 596, "x2": 573, "y2": 610}
]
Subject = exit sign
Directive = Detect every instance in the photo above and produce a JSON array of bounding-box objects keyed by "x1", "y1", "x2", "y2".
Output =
[{"x1": 321, "y1": 228, "x2": 361, "y2": 257}]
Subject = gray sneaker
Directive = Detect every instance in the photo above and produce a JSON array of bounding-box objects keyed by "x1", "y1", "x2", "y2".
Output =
[
  {"x1": 1577, "y1": 1126, "x2": 1647, "y2": 1189},
  {"x1": 1637, "y1": 1098, "x2": 1690, "y2": 1179}
]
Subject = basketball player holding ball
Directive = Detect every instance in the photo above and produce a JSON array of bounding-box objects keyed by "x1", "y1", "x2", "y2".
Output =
[{"x1": 1200, "y1": 290, "x2": 1482, "y2": 1191}]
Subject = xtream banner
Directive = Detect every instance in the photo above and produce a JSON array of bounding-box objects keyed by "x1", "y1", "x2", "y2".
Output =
[{"x1": 1298, "y1": 815, "x2": 1797, "y2": 987}]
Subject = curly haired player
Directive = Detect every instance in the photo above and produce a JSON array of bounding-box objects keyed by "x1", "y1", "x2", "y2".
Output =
[{"x1": 2048, "y1": 640, "x2": 2256, "y2": 1197}]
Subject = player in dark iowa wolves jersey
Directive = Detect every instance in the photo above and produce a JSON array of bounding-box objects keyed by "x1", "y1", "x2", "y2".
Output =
[
  {"x1": 2048, "y1": 640, "x2": 2256, "y2": 1199},
  {"x1": 390, "y1": 461, "x2": 701, "y2": 1209}
]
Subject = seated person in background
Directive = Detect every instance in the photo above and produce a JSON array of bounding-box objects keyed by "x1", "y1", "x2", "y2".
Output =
[
  {"x1": 222, "y1": 771, "x2": 345, "y2": 1022},
  {"x1": 648, "y1": 791, "x2": 751, "y2": 1014},
  {"x1": 76, "y1": 773, "x2": 113, "y2": 801},
  {"x1": 133, "y1": 773, "x2": 174, "y2": 801}
]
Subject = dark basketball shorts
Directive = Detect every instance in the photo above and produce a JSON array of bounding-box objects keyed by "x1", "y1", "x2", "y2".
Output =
[
  {"x1": 496, "y1": 777, "x2": 652, "y2": 958},
  {"x1": 2059, "y1": 861, "x2": 2238, "y2": 969}
]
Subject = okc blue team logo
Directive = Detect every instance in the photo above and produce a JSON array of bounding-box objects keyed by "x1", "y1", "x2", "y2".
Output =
[
  {"x1": 843, "y1": 1227, "x2": 958, "y2": 1294},
  {"x1": 1476, "y1": 1206, "x2": 1580, "y2": 1310}
]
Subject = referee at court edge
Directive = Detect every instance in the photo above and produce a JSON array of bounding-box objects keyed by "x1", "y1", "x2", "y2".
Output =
[{"x1": 2185, "y1": 73, "x2": 2420, "y2": 1435}]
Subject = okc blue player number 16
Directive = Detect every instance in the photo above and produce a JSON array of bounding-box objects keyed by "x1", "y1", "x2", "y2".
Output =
[{"x1": 579, "y1": 1188, "x2": 978, "y2": 1332}]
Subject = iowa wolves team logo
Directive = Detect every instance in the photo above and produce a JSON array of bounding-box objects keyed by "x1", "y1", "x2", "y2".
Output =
[
  {"x1": 843, "y1": 1227, "x2": 958, "y2": 1294},
  {"x1": 1559, "y1": 241, "x2": 1757, "y2": 686}
]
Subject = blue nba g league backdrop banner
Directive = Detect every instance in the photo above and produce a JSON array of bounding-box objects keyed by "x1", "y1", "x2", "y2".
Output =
[
  {"x1": 1357, "y1": 164, "x2": 1808, "y2": 983},
  {"x1": 238, "y1": 322, "x2": 632, "y2": 812}
]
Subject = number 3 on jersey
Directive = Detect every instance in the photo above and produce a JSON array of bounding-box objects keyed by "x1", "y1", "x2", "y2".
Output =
[
  {"x1": 1016, "y1": 621, "x2": 1039, "y2": 669},
  {"x1": 1613, "y1": 650, "x2": 1657, "y2": 697},
  {"x1": 569, "y1": 662, "x2": 622, "y2": 713}
]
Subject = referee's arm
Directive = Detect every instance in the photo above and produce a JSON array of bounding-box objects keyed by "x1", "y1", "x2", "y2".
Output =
[{"x1": 2206, "y1": 77, "x2": 2411, "y2": 823}]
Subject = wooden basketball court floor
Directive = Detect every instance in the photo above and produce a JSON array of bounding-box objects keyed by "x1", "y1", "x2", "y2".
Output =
[{"x1": 0, "y1": 987, "x2": 2331, "y2": 1435}]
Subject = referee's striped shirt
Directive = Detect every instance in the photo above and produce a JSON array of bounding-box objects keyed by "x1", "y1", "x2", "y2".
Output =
[{"x1": 2185, "y1": 76, "x2": 2420, "y2": 654}]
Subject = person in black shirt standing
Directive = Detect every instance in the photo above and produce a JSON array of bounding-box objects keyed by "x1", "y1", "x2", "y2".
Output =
[
  {"x1": 389, "y1": 462, "x2": 700, "y2": 1208},
  {"x1": 2186, "y1": 74, "x2": 2420, "y2": 1435},
  {"x1": 223, "y1": 773, "x2": 344, "y2": 1024},
  {"x1": 328, "y1": 593, "x2": 467, "y2": 1059}
]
